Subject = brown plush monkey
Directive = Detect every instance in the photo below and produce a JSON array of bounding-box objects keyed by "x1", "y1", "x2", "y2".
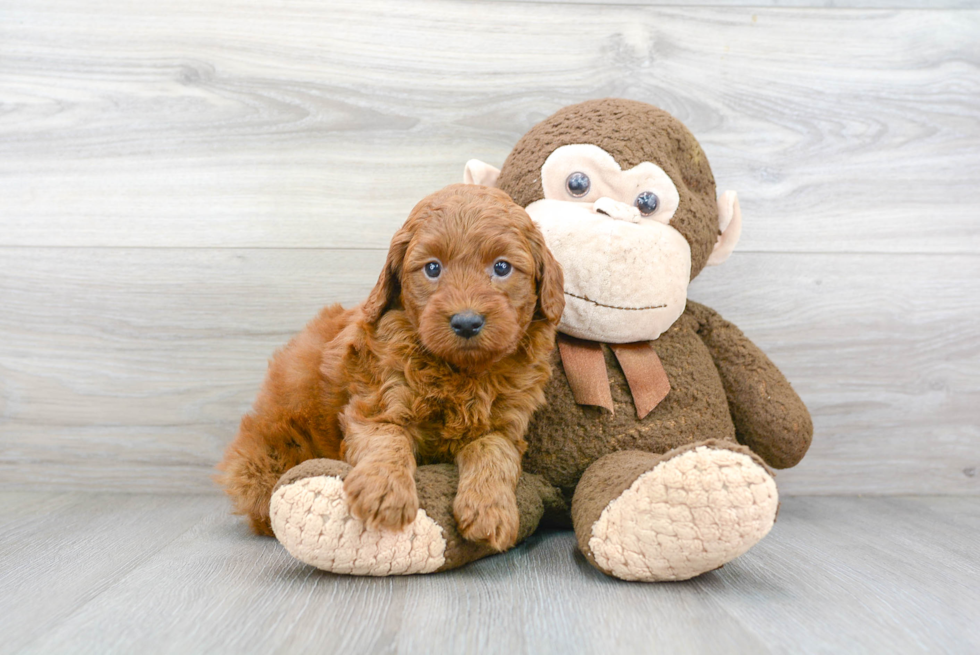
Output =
[{"x1": 268, "y1": 99, "x2": 812, "y2": 581}]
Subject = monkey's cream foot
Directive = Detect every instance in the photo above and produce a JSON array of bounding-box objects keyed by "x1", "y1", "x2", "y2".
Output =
[
  {"x1": 270, "y1": 460, "x2": 549, "y2": 575},
  {"x1": 572, "y1": 442, "x2": 778, "y2": 582},
  {"x1": 270, "y1": 460, "x2": 445, "y2": 576}
]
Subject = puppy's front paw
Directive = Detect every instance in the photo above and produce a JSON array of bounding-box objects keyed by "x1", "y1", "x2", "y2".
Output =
[
  {"x1": 453, "y1": 488, "x2": 520, "y2": 552},
  {"x1": 344, "y1": 464, "x2": 419, "y2": 531}
]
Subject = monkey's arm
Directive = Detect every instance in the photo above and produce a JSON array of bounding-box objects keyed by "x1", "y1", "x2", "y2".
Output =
[{"x1": 686, "y1": 301, "x2": 813, "y2": 469}]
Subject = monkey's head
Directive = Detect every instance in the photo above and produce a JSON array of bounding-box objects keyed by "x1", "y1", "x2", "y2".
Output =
[{"x1": 464, "y1": 99, "x2": 741, "y2": 343}]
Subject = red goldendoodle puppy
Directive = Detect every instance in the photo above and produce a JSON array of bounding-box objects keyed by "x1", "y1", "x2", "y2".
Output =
[{"x1": 218, "y1": 184, "x2": 564, "y2": 551}]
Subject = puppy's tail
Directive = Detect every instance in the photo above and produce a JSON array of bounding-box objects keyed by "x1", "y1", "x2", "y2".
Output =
[{"x1": 216, "y1": 414, "x2": 321, "y2": 536}]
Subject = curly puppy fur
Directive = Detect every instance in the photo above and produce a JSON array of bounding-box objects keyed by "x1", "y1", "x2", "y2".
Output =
[{"x1": 217, "y1": 184, "x2": 564, "y2": 551}]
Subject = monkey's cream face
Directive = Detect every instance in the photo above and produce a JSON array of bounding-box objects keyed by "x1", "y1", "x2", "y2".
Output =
[{"x1": 525, "y1": 144, "x2": 691, "y2": 343}]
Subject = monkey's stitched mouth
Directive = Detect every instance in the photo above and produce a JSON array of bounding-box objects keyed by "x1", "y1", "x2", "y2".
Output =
[{"x1": 564, "y1": 291, "x2": 667, "y2": 312}]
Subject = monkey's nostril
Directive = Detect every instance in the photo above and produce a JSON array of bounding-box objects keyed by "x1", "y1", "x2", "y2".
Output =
[
  {"x1": 450, "y1": 312, "x2": 485, "y2": 339},
  {"x1": 593, "y1": 197, "x2": 640, "y2": 223}
]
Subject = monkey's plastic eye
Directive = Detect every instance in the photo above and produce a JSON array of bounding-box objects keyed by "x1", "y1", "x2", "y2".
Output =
[
  {"x1": 492, "y1": 260, "x2": 512, "y2": 278},
  {"x1": 423, "y1": 261, "x2": 442, "y2": 279},
  {"x1": 565, "y1": 172, "x2": 591, "y2": 198},
  {"x1": 635, "y1": 191, "x2": 660, "y2": 216}
]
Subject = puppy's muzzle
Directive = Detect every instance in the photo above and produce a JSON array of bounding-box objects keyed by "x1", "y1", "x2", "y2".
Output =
[{"x1": 450, "y1": 311, "x2": 485, "y2": 339}]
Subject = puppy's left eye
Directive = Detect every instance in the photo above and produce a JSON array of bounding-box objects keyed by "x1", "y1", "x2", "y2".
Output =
[
  {"x1": 423, "y1": 261, "x2": 442, "y2": 279},
  {"x1": 492, "y1": 260, "x2": 513, "y2": 278}
]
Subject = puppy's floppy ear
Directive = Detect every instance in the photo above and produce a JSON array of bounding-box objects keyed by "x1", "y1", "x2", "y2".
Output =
[
  {"x1": 527, "y1": 226, "x2": 565, "y2": 325},
  {"x1": 363, "y1": 224, "x2": 414, "y2": 324}
]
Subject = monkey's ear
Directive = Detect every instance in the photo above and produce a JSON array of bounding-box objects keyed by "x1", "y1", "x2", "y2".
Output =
[
  {"x1": 528, "y1": 227, "x2": 565, "y2": 325},
  {"x1": 362, "y1": 226, "x2": 413, "y2": 324},
  {"x1": 463, "y1": 159, "x2": 501, "y2": 188},
  {"x1": 706, "y1": 190, "x2": 742, "y2": 267}
]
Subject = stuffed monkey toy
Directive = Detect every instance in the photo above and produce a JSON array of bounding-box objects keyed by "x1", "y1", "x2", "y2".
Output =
[{"x1": 267, "y1": 99, "x2": 812, "y2": 581}]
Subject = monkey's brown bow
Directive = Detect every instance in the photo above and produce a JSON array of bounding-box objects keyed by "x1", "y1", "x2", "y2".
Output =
[{"x1": 557, "y1": 334, "x2": 670, "y2": 419}]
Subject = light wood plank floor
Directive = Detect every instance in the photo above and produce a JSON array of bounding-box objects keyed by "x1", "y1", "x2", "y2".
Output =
[{"x1": 1, "y1": 494, "x2": 977, "y2": 654}]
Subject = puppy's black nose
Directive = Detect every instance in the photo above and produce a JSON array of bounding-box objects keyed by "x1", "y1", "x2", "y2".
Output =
[{"x1": 450, "y1": 312, "x2": 485, "y2": 339}]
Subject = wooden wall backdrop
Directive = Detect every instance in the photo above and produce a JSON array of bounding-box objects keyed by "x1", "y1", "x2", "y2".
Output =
[{"x1": 1, "y1": 0, "x2": 978, "y2": 496}]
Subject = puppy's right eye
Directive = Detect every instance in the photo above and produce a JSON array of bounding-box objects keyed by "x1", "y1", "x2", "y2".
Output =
[{"x1": 423, "y1": 261, "x2": 442, "y2": 279}]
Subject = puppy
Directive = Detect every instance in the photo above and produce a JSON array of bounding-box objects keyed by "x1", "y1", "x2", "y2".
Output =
[{"x1": 218, "y1": 184, "x2": 564, "y2": 551}]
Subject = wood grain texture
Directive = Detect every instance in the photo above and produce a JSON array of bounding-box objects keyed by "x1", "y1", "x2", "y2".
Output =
[
  {"x1": 1, "y1": 247, "x2": 977, "y2": 495},
  {"x1": 1, "y1": 0, "x2": 978, "y2": 497},
  {"x1": 1, "y1": 2, "x2": 978, "y2": 253},
  {"x1": 1, "y1": 5, "x2": 977, "y2": 648},
  {"x1": 3, "y1": 494, "x2": 978, "y2": 654},
  {"x1": 0, "y1": 493, "x2": 221, "y2": 655}
]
